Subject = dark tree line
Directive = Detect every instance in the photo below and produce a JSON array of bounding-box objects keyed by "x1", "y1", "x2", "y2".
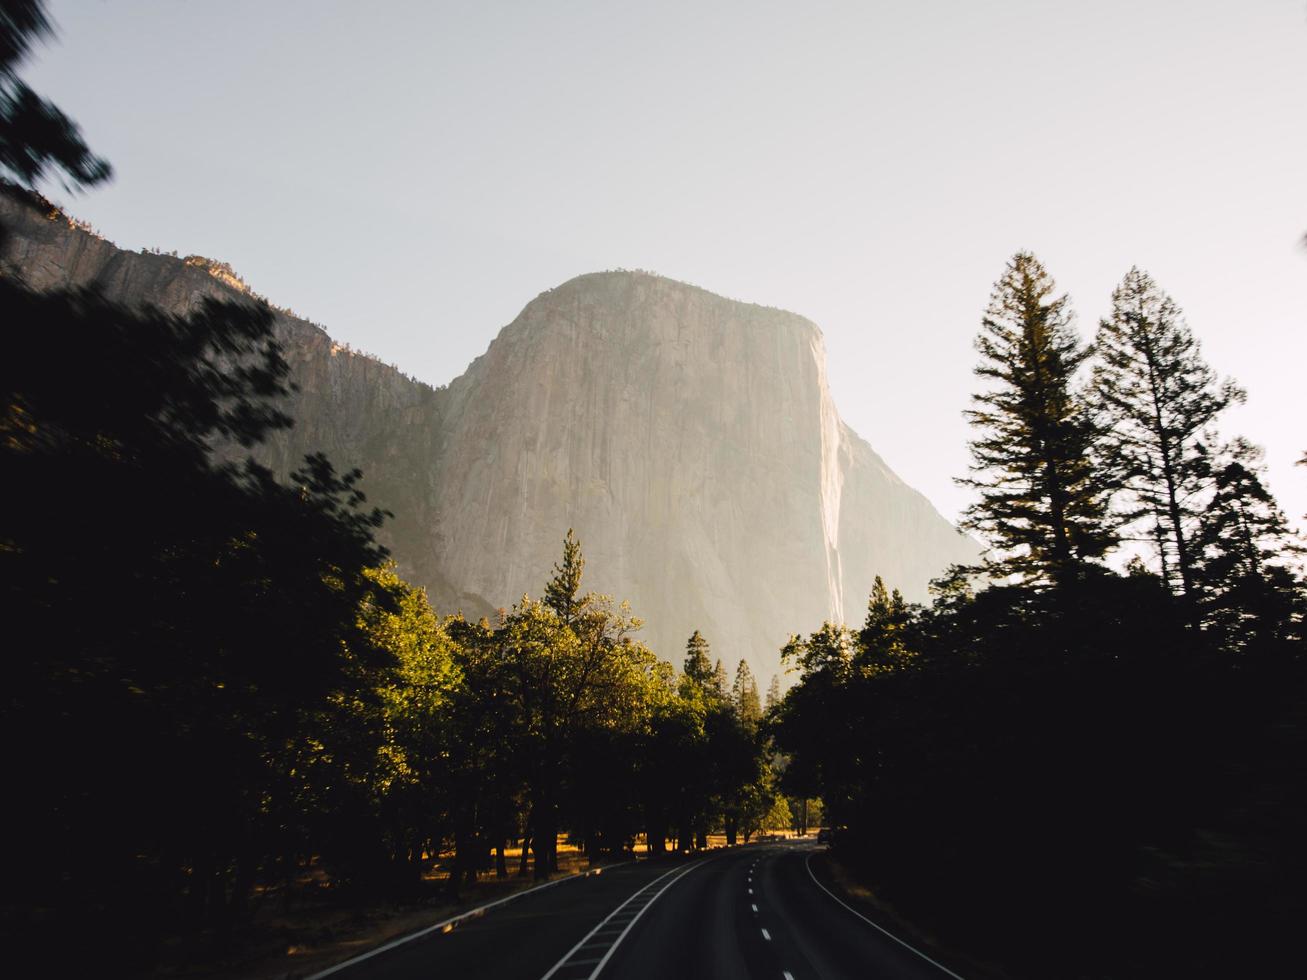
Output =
[
  {"x1": 0, "y1": 230, "x2": 783, "y2": 969},
  {"x1": 773, "y1": 253, "x2": 1306, "y2": 978},
  {"x1": 0, "y1": 8, "x2": 783, "y2": 968}
]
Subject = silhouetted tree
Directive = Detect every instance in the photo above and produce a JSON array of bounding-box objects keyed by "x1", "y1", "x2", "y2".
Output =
[
  {"x1": 1094, "y1": 268, "x2": 1243, "y2": 604},
  {"x1": 1, "y1": 277, "x2": 395, "y2": 966},
  {"x1": 960, "y1": 252, "x2": 1115, "y2": 584},
  {"x1": 1, "y1": 1, "x2": 110, "y2": 194},
  {"x1": 1192, "y1": 443, "x2": 1305, "y2": 648}
]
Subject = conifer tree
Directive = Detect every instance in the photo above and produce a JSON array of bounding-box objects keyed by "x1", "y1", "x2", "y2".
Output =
[
  {"x1": 1192, "y1": 443, "x2": 1306, "y2": 646},
  {"x1": 960, "y1": 252, "x2": 1115, "y2": 585},
  {"x1": 1093, "y1": 268, "x2": 1243, "y2": 600},
  {"x1": 712, "y1": 658, "x2": 730, "y2": 700},
  {"x1": 858, "y1": 575, "x2": 913, "y2": 669},
  {"x1": 683, "y1": 630, "x2": 714, "y2": 692},
  {"x1": 543, "y1": 528, "x2": 586, "y2": 626},
  {"x1": 732, "y1": 659, "x2": 762, "y2": 728},
  {"x1": 764, "y1": 675, "x2": 782, "y2": 713}
]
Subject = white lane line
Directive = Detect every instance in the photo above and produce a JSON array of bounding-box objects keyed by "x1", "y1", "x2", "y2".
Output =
[
  {"x1": 539, "y1": 859, "x2": 707, "y2": 980},
  {"x1": 803, "y1": 854, "x2": 967, "y2": 980},
  {"x1": 751, "y1": 903, "x2": 758, "y2": 912},
  {"x1": 306, "y1": 862, "x2": 631, "y2": 979},
  {"x1": 748, "y1": 887, "x2": 753, "y2": 895},
  {"x1": 761, "y1": 928, "x2": 772, "y2": 941},
  {"x1": 783, "y1": 972, "x2": 795, "y2": 980}
]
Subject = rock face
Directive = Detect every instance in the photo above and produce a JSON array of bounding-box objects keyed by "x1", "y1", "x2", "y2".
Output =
[{"x1": 2, "y1": 190, "x2": 979, "y2": 681}]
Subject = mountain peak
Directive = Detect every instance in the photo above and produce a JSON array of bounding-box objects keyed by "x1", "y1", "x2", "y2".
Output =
[{"x1": 1, "y1": 196, "x2": 978, "y2": 679}]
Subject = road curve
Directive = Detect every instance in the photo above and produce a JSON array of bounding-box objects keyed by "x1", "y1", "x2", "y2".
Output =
[
  {"x1": 599, "y1": 840, "x2": 964, "y2": 980},
  {"x1": 313, "y1": 858, "x2": 696, "y2": 980},
  {"x1": 314, "y1": 841, "x2": 964, "y2": 980}
]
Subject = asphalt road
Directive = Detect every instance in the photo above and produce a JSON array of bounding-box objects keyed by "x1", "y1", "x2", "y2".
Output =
[
  {"x1": 316, "y1": 841, "x2": 965, "y2": 980},
  {"x1": 600, "y1": 841, "x2": 962, "y2": 980}
]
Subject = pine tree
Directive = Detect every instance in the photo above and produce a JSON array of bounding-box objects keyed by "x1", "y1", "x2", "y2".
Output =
[
  {"x1": 683, "y1": 630, "x2": 716, "y2": 696},
  {"x1": 858, "y1": 575, "x2": 912, "y2": 669},
  {"x1": 960, "y1": 252, "x2": 1115, "y2": 585},
  {"x1": 543, "y1": 528, "x2": 586, "y2": 626},
  {"x1": 1093, "y1": 268, "x2": 1243, "y2": 601},
  {"x1": 764, "y1": 675, "x2": 782, "y2": 713},
  {"x1": 712, "y1": 658, "x2": 730, "y2": 700},
  {"x1": 732, "y1": 659, "x2": 762, "y2": 728},
  {"x1": 1192, "y1": 442, "x2": 1305, "y2": 647}
]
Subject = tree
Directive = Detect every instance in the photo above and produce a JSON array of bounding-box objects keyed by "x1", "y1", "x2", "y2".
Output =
[
  {"x1": 495, "y1": 532, "x2": 653, "y2": 877},
  {"x1": 1191, "y1": 442, "x2": 1305, "y2": 648},
  {"x1": 1, "y1": 0, "x2": 110, "y2": 194},
  {"x1": 1093, "y1": 268, "x2": 1243, "y2": 603},
  {"x1": 682, "y1": 629, "x2": 714, "y2": 694},
  {"x1": 960, "y1": 252, "x2": 1115, "y2": 585},
  {"x1": 1, "y1": 276, "x2": 398, "y2": 961},
  {"x1": 732, "y1": 659, "x2": 762, "y2": 728},
  {"x1": 858, "y1": 575, "x2": 914, "y2": 671},
  {"x1": 764, "y1": 674, "x2": 782, "y2": 713},
  {"x1": 543, "y1": 527, "x2": 587, "y2": 626},
  {"x1": 362, "y1": 566, "x2": 463, "y2": 888},
  {"x1": 712, "y1": 658, "x2": 730, "y2": 700}
]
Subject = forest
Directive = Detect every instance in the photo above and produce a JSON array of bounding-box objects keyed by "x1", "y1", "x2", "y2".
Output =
[
  {"x1": 772, "y1": 253, "x2": 1307, "y2": 977},
  {"x1": 4, "y1": 2, "x2": 1306, "y2": 976}
]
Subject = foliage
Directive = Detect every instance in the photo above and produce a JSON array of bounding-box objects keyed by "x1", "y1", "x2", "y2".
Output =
[
  {"x1": 0, "y1": 0, "x2": 110, "y2": 193},
  {"x1": 773, "y1": 261, "x2": 1307, "y2": 978},
  {"x1": 1, "y1": 274, "x2": 394, "y2": 968},
  {"x1": 960, "y1": 252, "x2": 1116, "y2": 584},
  {"x1": 0, "y1": 256, "x2": 778, "y2": 964},
  {"x1": 1093, "y1": 268, "x2": 1243, "y2": 601}
]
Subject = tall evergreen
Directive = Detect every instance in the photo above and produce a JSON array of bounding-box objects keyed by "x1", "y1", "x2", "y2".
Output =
[
  {"x1": 1192, "y1": 443, "x2": 1306, "y2": 646},
  {"x1": 858, "y1": 575, "x2": 913, "y2": 669},
  {"x1": 732, "y1": 659, "x2": 762, "y2": 728},
  {"x1": 712, "y1": 658, "x2": 731, "y2": 700},
  {"x1": 543, "y1": 528, "x2": 586, "y2": 626},
  {"x1": 1093, "y1": 268, "x2": 1243, "y2": 601},
  {"x1": 764, "y1": 674, "x2": 782, "y2": 713},
  {"x1": 960, "y1": 252, "x2": 1115, "y2": 584},
  {"x1": 683, "y1": 630, "x2": 714, "y2": 692}
]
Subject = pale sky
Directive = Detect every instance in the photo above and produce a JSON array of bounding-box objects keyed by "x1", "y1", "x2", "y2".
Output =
[{"x1": 25, "y1": 0, "x2": 1307, "y2": 532}]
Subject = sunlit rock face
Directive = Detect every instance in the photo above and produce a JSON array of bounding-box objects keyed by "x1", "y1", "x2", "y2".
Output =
[{"x1": 2, "y1": 192, "x2": 979, "y2": 680}]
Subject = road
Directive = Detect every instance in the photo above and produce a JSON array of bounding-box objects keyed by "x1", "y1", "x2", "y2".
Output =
[{"x1": 314, "y1": 840, "x2": 965, "y2": 980}]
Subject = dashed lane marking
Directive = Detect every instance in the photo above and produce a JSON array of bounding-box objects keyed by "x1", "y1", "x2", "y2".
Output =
[
  {"x1": 761, "y1": 928, "x2": 772, "y2": 941},
  {"x1": 751, "y1": 903, "x2": 758, "y2": 912}
]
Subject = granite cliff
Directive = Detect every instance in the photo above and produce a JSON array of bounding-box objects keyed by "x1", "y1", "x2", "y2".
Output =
[{"x1": 1, "y1": 189, "x2": 978, "y2": 680}]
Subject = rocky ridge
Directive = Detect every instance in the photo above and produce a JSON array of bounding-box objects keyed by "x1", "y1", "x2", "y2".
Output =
[{"x1": 1, "y1": 189, "x2": 978, "y2": 680}]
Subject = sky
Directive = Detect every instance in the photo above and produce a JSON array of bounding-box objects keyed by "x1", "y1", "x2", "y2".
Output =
[{"x1": 24, "y1": 0, "x2": 1307, "y2": 532}]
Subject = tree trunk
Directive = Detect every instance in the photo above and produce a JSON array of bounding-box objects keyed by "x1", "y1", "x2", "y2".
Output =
[{"x1": 517, "y1": 832, "x2": 532, "y2": 877}]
